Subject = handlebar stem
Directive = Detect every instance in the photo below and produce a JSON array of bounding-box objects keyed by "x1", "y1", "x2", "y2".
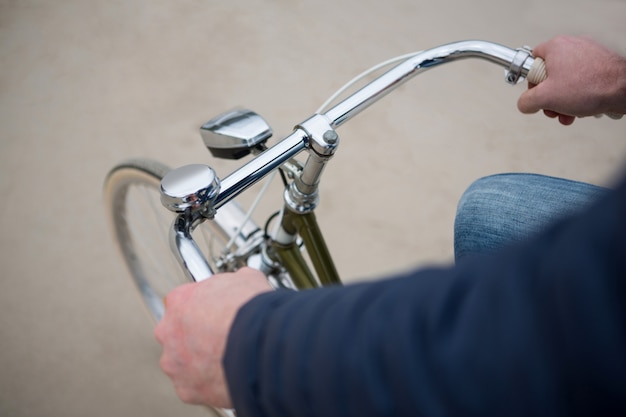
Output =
[{"x1": 293, "y1": 114, "x2": 338, "y2": 196}]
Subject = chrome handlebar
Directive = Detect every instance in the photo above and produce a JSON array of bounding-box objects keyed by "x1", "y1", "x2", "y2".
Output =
[
  {"x1": 213, "y1": 41, "x2": 535, "y2": 212},
  {"x1": 162, "y1": 40, "x2": 537, "y2": 281},
  {"x1": 325, "y1": 40, "x2": 534, "y2": 128}
]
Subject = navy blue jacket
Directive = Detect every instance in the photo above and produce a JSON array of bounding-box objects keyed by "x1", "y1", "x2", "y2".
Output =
[{"x1": 224, "y1": 170, "x2": 626, "y2": 417}]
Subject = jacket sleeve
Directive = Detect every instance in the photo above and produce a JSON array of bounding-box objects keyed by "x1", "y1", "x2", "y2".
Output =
[{"x1": 223, "y1": 174, "x2": 626, "y2": 417}]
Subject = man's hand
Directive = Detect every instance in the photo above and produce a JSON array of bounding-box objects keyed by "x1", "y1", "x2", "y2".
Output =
[
  {"x1": 518, "y1": 36, "x2": 626, "y2": 125},
  {"x1": 154, "y1": 267, "x2": 272, "y2": 408}
]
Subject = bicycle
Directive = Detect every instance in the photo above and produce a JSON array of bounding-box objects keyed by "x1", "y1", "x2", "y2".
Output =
[{"x1": 104, "y1": 39, "x2": 592, "y2": 416}]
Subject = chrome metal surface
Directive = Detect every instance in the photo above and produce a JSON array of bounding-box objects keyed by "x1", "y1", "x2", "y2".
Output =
[
  {"x1": 160, "y1": 164, "x2": 221, "y2": 214},
  {"x1": 284, "y1": 182, "x2": 319, "y2": 213},
  {"x1": 169, "y1": 200, "x2": 263, "y2": 282},
  {"x1": 296, "y1": 153, "x2": 326, "y2": 196},
  {"x1": 201, "y1": 108, "x2": 273, "y2": 150},
  {"x1": 170, "y1": 214, "x2": 214, "y2": 281},
  {"x1": 214, "y1": 128, "x2": 309, "y2": 208},
  {"x1": 164, "y1": 131, "x2": 309, "y2": 283},
  {"x1": 296, "y1": 114, "x2": 338, "y2": 157},
  {"x1": 323, "y1": 40, "x2": 535, "y2": 128},
  {"x1": 505, "y1": 47, "x2": 533, "y2": 84},
  {"x1": 293, "y1": 114, "x2": 339, "y2": 197}
]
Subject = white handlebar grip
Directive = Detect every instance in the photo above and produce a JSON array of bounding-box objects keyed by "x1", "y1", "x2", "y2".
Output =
[
  {"x1": 527, "y1": 57, "x2": 547, "y2": 84},
  {"x1": 527, "y1": 57, "x2": 622, "y2": 120}
]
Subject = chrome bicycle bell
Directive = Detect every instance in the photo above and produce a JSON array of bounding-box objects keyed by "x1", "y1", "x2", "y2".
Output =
[{"x1": 160, "y1": 164, "x2": 221, "y2": 215}]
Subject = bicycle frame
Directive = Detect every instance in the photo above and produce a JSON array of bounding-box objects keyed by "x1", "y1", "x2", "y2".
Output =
[{"x1": 164, "y1": 40, "x2": 538, "y2": 286}]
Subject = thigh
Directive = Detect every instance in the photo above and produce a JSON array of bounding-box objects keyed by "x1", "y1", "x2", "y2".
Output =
[{"x1": 454, "y1": 173, "x2": 608, "y2": 260}]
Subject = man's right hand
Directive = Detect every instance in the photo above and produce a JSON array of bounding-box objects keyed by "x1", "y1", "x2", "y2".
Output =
[{"x1": 517, "y1": 36, "x2": 626, "y2": 125}]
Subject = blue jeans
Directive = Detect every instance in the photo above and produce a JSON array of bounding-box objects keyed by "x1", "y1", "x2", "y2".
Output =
[{"x1": 454, "y1": 173, "x2": 608, "y2": 260}]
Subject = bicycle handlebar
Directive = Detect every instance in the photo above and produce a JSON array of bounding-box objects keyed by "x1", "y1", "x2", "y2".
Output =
[
  {"x1": 324, "y1": 40, "x2": 536, "y2": 128},
  {"x1": 214, "y1": 41, "x2": 536, "y2": 211},
  {"x1": 167, "y1": 40, "x2": 544, "y2": 281}
]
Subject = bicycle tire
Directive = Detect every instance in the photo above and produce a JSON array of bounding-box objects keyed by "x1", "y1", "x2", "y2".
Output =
[{"x1": 104, "y1": 158, "x2": 259, "y2": 325}]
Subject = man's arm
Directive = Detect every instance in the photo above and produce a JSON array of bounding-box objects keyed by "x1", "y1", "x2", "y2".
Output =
[{"x1": 224, "y1": 178, "x2": 626, "y2": 416}]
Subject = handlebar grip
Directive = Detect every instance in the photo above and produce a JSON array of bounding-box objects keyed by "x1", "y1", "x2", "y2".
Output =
[
  {"x1": 527, "y1": 57, "x2": 623, "y2": 120},
  {"x1": 526, "y1": 56, "x2": 547, "y2": 85}
]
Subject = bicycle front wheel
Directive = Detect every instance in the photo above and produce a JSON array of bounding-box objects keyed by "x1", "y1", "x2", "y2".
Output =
[{"x1": 104, "y1": 158, "x2": 260, "y2": 323}]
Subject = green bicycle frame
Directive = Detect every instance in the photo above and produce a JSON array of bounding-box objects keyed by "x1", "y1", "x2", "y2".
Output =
[{"x1": 270, "y1": 208, "x2": 341, "y2": 289}]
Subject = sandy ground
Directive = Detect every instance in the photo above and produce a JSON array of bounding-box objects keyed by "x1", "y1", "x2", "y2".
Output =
[{"x1": 1, "y1": 1, "x2": 625, "y2": 416}]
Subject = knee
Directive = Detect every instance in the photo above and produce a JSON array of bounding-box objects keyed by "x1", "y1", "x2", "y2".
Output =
[
  {"x1": 454, "y1": 174, "x2": 544, "y2": 260},
  {"x1": 453, "y1": 173, "x2": 607, "y2": 260},
  {"x1": 454, "y1": 175, "x2": 512, "y2": 260}
]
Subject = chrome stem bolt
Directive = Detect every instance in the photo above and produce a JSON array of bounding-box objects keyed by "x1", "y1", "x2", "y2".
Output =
[{"x1": 323, "y1": 130, "x2": 338, "y2": 145}]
